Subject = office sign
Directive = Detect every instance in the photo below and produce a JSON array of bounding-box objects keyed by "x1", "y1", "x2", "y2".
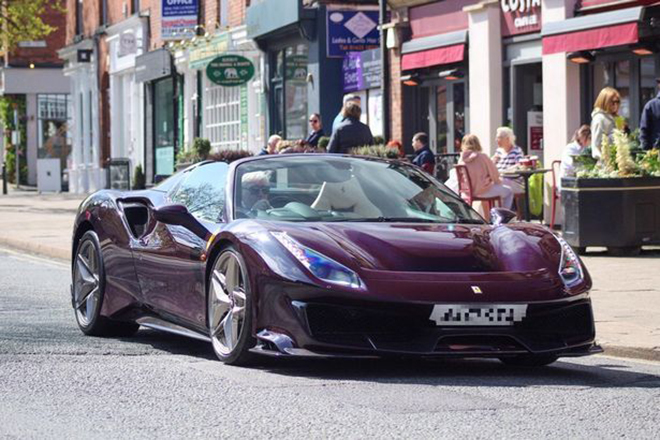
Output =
[
  {"x1": 162, "y1": 0, "x2": 199, "y2": 41},
  {"x1": 327, "y1": 10, "x2": 380, "y2": 58},
  {"x1": 206, "y1": 55, "x2": 255, "y2": 86}
]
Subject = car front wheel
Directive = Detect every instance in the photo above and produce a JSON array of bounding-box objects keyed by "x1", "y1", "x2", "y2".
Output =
[
  {"x1": 72, "y1": 230, "x2": 139, "y2": 337},
  {"x1": 207, "y1": 246, "x2": 256, "y2": 365}
]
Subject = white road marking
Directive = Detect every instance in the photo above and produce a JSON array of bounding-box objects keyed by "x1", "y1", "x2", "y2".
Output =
[{"x1": 0, "y1": 246, "x2": 68, "y2": 269}]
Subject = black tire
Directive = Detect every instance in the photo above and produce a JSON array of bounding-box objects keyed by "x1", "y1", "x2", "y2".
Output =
[
  {"x1": 499, "y1": 354, "x2": 558, "y2": 367},
  {"x1": 207, "y1": 246, "x2": 257, "y2": 365},
  {"x1": 72, "y1": 230, "x2": 139, "y2": 337}
]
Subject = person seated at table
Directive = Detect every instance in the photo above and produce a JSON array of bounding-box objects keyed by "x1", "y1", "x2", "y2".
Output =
[
  {"x1": 460, "y1": 134, "x2": 513, "y2": 209},
  {"x1": 492, "y1": 126, "x2": 525, "y2": 197},
  {"x1": 561, "y1": 125, "x2": 591, "y2": 181}
]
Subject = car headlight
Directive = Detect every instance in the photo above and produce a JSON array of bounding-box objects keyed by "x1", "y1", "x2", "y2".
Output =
[
  {"x1": 555, "y1": 235, "x2": 584, "y2": 288},
  {"x1": 272, "y1": 232, "x2": 362, "y2": 288}
]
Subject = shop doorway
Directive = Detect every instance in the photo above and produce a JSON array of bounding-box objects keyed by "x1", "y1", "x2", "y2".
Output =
[{"x1": 508, "y1": 62, "x2": 543, "y2": 154}]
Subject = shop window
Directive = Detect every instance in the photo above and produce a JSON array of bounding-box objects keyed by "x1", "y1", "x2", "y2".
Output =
[
  {"x1": 436, "y1": 85, "x2": 448, "y2": 154},
  {"x1": 284, "y1": 45, "x2": 309, "y2": 140},
  {"x1": 154, "y1": 78, "x2": 175, "y2": 176},
  {"x1": 615, "y1": 60, "x2": 631, "y2": 120},
  {"x1": 37, "y1": 94, "x2": 72, "y2": 172},
  {"x1": 76, "y1": 0, "x2": 83, "y2": 36},
  {"x1": 204, "y1": 78, "x2": 241, "y2": 150},
  {"x1": 453, "y1": 84, "x2": 466, "y2": 152},
  {"x1": 269, "y1": 44, "x2": 308, "y2": 139},
  {"x1": 640, "y1": 57, "x2": 656, "y2": 114}
]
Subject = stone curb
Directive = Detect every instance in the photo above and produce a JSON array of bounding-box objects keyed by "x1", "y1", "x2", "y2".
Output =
[{"x1": 0, "y1": 237, "x2": 70, "y2": 263}]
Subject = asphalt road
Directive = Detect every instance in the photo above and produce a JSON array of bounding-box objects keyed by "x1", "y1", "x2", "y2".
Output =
[{"x1": 1, "y1": 248, "x2": 659, "y2": 439}]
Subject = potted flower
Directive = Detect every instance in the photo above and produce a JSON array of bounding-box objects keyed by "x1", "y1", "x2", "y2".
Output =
[{"x1": 561, "y1": 129, "x2": 660, "y2": 255}]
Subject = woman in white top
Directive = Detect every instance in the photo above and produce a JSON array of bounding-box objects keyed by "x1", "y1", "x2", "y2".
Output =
[
  {"x1": 492, "y1": 126, "x2": 524, "y2": 195},
  {"x1": 590, "y1": 87, "x2": 620, "y2": 160}
]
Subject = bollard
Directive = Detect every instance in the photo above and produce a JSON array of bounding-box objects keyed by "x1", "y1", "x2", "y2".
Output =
[{"x1": 2, "y1": 162, "x2": 7, "y2": 195}]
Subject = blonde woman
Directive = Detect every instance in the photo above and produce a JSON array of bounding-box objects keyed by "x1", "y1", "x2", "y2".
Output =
[
  {"x1": 591, "y1": 87, "x2": 621, "y2": 160},
  {"x1": 459, "y1": 134, "x2": 513, "y2": 209}
]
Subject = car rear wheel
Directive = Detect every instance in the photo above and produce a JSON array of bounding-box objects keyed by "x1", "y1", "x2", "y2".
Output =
[
  {"x1": 73, "y1": 230, "x2": 139, "y2": 337},
  {"x1": 499, "y1": 354, "x2": 558, "y2": 367},
  {"x1": 208, "y1": 246, "x2": 256, "y2": 365}
]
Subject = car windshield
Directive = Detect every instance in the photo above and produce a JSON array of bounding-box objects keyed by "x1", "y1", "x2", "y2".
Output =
[{"x1": 233, "y1": 156, "x2": 484, "y2": 224}]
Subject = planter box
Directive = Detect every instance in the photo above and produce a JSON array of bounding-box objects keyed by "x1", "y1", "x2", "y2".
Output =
[{"x1": 561, "y1": 177, "x2": 660, "y2": 251}]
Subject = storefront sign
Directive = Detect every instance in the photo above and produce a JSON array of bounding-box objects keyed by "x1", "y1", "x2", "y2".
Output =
[
  {"x1": 118, "y1": 32, "x2": 137, "y2": 57},
  {"x1": 136, "y1": 49, "x2": 172, "y2": 82},
  {"x1": 501, "y1": 0, "x2": 542, "y2": 37},
  {"x1": 527, "y1": 111, "x2": 543, "y2": 153},
  {"x1": 327, "y1": 10, "x2": 380, "y2": 58},
  {"x1": 161, "y1": 0, "x2": 199, "y2": 41},
  {"x1": 206, "y1": 55, "x2": 255, "y2": 86},
  {"x1": 342, "y1": 49, "x2": 381, "y2": 93}
]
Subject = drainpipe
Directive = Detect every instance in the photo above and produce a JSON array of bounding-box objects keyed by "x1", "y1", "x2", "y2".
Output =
[{"x1": 379, "y1": 0, "x2": 390, "y2": 140}]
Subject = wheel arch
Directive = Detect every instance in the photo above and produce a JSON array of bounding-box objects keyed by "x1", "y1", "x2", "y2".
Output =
[{"x1": 72, "y1": 221, "x2": 94, "y2": 269}]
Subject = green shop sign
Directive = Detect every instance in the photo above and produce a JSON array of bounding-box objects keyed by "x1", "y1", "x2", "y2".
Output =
[{"x1": 206, "y1": 55, "x2": 255, "y2": 87}]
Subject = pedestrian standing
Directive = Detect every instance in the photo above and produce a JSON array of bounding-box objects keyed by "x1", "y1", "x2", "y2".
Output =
[
  {"x1": 492, "y1": 126, "x2": 524, "y2": 196},
  {"x1": 305, "y1": 113, "x2": 325, "y2": 148},
  {"x1": 332, "y1": 94, "x2": 361, "y2": 134},
  {"x1": 259, "y1": 134, "x2": 281, "y2": 155},
  {"x1": 327, "y1": 102, "x2": 373, "y2": 154},
  {"x1": 411, "y1": 133, "x2": 435, "y2": 174},
  {"x1": 590, "y1": 87, "x2": 620, "y2": 160},
  {"x1": 639, "y1": 79, "x2": 660, "y2": 150}
]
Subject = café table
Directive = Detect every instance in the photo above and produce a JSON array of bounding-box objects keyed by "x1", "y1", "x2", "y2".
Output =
[{"x1": 501, "y1": 168, "x2": 551, "y2": 222}]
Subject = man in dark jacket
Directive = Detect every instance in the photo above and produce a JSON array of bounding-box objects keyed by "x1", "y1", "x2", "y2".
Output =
[
  {"x1": 640, "y1": 79, "x2": 660, "y2": 150},
  {"x1": 328, "y1": 102, "x2": 374, "y2": 154},
  {"x1": 411, "y1": 132, "x2": 435, "y2": 175}
]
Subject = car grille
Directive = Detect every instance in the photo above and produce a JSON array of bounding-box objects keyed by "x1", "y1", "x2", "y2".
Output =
[{"x1": 299, "y1": 299, "x2": 595, "y2": 354}]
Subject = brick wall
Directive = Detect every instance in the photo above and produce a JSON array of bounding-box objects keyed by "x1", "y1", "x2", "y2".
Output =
[
  {"x1": 204, "y1": 0, "x2": 219, "y2": 32},
  {"x1": 9, "y1": 5, "x2": 66, "y2": 67},
  {"x1": 229, "y1": 0, "x2": 248, "y2": 27}
]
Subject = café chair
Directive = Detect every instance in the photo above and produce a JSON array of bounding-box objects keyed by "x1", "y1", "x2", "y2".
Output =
[
  {"x1": 549, "y1": 160, "x2": 561, "y2": 230},
  {"x1": 454, "y1": 165, "x2": 502, "y2": 221}
]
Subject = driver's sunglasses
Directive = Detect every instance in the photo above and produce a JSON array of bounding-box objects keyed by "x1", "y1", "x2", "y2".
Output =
[
  {"x1": 309, "y1": 119, "x2": 319, "y2": 123},
  {"x1": 246, "y1": 186, "x2": 270, "y2": 195}
]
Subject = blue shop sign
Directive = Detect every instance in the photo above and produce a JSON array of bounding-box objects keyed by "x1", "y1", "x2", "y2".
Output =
[
  {"x1": 162, "y1": 0, "x2": 199, "y2": 40},
  {"x1": 327, "y1": 10, "x2": 380, "y2": 58}
]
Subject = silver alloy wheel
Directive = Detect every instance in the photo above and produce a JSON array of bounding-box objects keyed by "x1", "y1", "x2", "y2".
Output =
[
  {"x1": 209, "y1": 251, "x2": 247, "y2": 356},
  {"x1": 74, "y1": 239, "x2": 101, "y2": 327}
]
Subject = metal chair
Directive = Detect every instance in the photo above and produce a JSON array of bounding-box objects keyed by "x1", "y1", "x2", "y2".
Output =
[
  {"x1": 550, "y1": 160, "x2": 561, "y2": 230},
  {"x1": 454, "y1": 165, "x2": 502, "y2": 220}
]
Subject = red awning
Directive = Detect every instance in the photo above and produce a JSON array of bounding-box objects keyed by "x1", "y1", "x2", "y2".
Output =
[
  {"x1": 401, "y1": 44, "x2": 465, "y2": 71},
  {"x1": 542, "y1": 22, "x2": 638, "y2": 55}
]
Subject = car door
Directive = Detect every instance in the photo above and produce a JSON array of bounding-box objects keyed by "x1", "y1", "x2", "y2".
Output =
[{"x1": 132, "y1": 162, "x2": 229, "y2": 330}]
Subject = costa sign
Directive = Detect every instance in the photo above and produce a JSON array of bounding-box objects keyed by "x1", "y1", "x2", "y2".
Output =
[
  {"x1": 501, "y1": 0, "x2": 541, "y2": 36},
  {"x1": 501, "y1": 0, "x2": 541, "y2": 14}
]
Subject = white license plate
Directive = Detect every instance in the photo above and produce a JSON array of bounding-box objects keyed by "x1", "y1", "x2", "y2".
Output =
[{"x1": 430, "y1": 304, "x2": 528, "y2": 326}]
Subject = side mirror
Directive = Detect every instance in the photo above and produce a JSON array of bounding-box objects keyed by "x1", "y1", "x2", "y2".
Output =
[
  {"x1": 153, "y1": 204, "x2": 210, "y2": 240},
  {"x1": 490, "y1": 208, "x2": 517, "y2": 226}
]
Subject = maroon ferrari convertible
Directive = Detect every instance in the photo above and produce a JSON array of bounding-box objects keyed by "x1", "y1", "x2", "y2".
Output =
[{"x1": 71, "y1": 154, "x2": 601, "y2": 366}]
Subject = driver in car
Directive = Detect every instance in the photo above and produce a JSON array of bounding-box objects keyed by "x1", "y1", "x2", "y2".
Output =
[{"x1": 241, "y1": 171, "x2": 273, "y2": 215}]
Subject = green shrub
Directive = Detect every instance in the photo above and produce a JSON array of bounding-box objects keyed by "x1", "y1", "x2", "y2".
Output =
[
  {"x1": 192, "y1": 137, "x2": 211, "y2": 160},
  {"x1": 133, "y1": 164, "x2": 146, "y2": 190},
  {"x1": 317, "y1": 136, "x2": 330, "y2": 151}
]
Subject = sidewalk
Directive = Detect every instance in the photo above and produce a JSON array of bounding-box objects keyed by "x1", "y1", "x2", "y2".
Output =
[{"x1": 0, "y1": 187, "x2": 658, "y2": 362}]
